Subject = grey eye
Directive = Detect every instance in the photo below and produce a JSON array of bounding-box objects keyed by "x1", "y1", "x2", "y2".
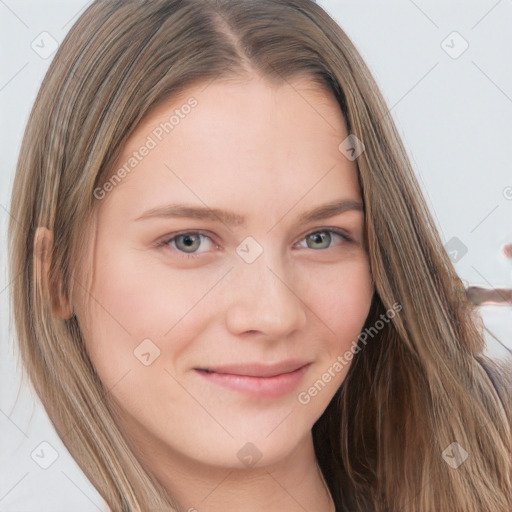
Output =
[
  {"x1": 306, "y1": 231, "x2": 332, "y2": 250},
  {"x1": 174, "y1": 233, "x2": 203, "y2": 253}
]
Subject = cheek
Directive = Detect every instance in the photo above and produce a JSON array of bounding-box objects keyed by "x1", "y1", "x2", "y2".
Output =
[
  {"x1": 96, "y1": 247, "x2": 224, "y2": 333},
  {"x1": 303, "y1": 257, "x2": 373, "y2": 346},
  {"x1": 83, "y1": 243, "x2": 192, "y2": 331},
  {"x1": 293, "y1": 259, "x2": 373, "y2": 410},
  {"x1": 74, "y1": 245, "x2": 224, "y2": 386}
]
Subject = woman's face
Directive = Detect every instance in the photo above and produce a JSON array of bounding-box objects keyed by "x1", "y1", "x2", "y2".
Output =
[{"x1": 73, "y1": 75, "x2": 374, "y2": 470}]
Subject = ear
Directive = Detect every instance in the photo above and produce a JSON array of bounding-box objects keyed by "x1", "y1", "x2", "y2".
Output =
[{"x1": 33, "y1": 227, "x2": 73, "y2": 320}]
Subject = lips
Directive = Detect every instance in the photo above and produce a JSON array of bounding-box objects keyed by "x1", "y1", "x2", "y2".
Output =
[
  {"x1": 195, "y1": 360, "x2": 311, "y2": 378},
  {"x1": 194, "y1": 360, "x2": 312, "y2": 398}
]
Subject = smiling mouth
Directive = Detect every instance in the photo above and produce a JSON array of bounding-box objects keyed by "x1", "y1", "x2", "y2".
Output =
[
  {"x1": 195, "y1": 360, "x2": 311, "y2": 378},
  {"x1": 194, "y1": 362, "x2": 311, "y2": 398}
]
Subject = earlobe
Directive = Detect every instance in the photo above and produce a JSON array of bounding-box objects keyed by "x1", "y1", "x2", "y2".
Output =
[{"x1": 33, "y1": 227, "x2": 73, "y2": 320}]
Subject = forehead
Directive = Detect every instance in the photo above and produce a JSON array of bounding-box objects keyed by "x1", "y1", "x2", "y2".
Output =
[
  {"x1": 115, "y1": 74, "x2": 347, "y2": 163},
  {"x1": 97, "y1": 75, "x2": 360, "y2": 222}
]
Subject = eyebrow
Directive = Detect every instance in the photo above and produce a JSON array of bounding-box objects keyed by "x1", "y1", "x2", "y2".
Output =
[{"x1": 135, "y1": 198, "x2": 363, "y2": 227}]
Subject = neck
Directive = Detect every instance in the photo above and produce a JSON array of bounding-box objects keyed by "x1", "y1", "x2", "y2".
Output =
[{"x1": 136, "y1": 432, "x2": 335, "y2": 512}]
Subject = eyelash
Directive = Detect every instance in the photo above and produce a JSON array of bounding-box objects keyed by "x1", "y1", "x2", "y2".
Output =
[{"x1": 157, "y1": 228, "x2": 353, "y2": 261}]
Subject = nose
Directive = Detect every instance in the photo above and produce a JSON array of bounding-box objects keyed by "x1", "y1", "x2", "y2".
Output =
[{"x1": 224, "y1": 250, "x2": 307, "y2": 339}]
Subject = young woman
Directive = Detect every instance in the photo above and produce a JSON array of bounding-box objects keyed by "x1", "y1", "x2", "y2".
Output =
[{"x1": 8, "y1": 0, "x2": 511, "y2": 511}]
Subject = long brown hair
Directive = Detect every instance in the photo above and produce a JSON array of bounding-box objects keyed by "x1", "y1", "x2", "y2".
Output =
[{"x1": 8, "y1": 0, "x2": 511, "y2": 510}]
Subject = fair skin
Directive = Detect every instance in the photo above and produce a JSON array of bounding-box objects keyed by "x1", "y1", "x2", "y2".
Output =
[{"x1": 54, "y1": 75, "x2": 374, "y2": 511}]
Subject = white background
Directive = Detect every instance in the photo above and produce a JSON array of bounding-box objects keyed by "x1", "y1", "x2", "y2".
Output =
[{"x1": 1, "y1": 1, "x2": 511, "y2": 510}]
